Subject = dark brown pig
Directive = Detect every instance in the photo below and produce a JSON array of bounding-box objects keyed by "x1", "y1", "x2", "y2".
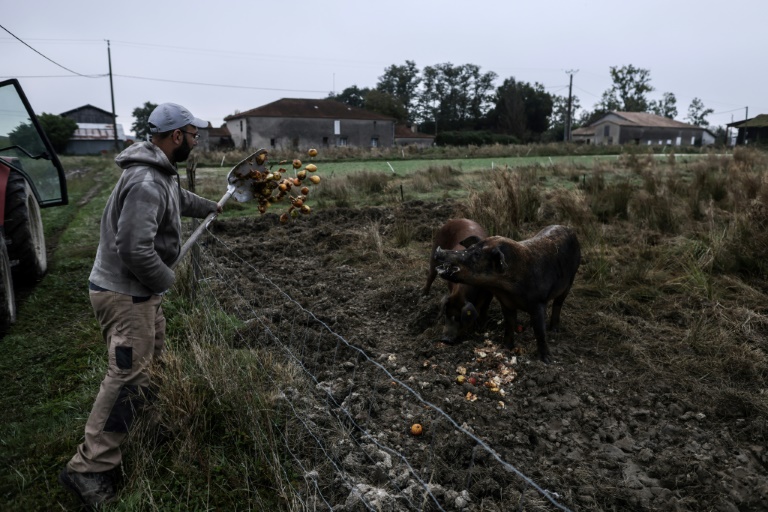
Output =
[
  {"x1": 434, "y1": 225, "x2": 580, "y2": 363},
  {"x1": 424, "y1": 219, "x2": 493, "y2": 344}
]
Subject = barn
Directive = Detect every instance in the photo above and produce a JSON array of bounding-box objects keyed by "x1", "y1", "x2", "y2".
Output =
[
  {"x1": 59, "y1": 105, "x2": 126, "y2": 155},
  {"x1": 225, "y1": 98, "x2": 396, "y2": 151},
  {"x1": 579, "y1": 111, "x2": 715, "y2": 146}
]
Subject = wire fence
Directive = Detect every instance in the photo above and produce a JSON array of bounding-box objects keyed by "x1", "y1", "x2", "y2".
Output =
[{"x1": 182, "y1": 226, "x2": 573, "y2": 512}]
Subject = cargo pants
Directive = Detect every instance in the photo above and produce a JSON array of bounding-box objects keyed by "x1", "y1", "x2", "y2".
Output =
[{"x1": 67, "y1": 287, "x2": 165, "y2": 474}]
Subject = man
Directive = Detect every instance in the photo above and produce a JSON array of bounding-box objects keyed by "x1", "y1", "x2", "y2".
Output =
[{"x1": 59, "y1": 103, "x2": 221, "y2": 508}]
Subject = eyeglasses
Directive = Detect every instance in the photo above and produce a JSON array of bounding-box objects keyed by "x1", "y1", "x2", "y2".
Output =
[{"x1": 178, "y1": 129, "x2": 200, "y2": 140}]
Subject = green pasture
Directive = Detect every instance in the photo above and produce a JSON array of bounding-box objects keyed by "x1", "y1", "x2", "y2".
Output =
[{"x1": 199, "y1": 152, "x2": 719, "y2": 179}]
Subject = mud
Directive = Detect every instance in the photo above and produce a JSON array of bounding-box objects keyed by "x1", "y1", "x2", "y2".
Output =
[{"x1": 207, "y1": 200, "x2": 768, "y2": 512}]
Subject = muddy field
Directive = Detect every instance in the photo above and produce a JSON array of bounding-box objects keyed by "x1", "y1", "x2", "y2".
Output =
[{"x1": 205, "y1": 199, "x2": 768, "y2": 512}]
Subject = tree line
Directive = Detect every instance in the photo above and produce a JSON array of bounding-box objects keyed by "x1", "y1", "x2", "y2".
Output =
[{"x1": 328, "y1": 61, "x2": 717, "y2": 144}]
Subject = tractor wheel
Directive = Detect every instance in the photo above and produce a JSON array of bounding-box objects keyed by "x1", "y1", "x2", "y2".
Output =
[
  {"x1": 0, "y1": 232, "x2": 16, "y2": 331},
  {"x1": 5, "y1": 171, "x2": 47, "y2": 285}
]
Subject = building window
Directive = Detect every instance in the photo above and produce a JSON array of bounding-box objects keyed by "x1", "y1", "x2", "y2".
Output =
[
  {"x1": 338, "y1": 137, "x2": 348, "y2": 147},
  {"x1": 691, "y1": 136, "x2": 696, "y2": 145},
  {"x1": 270, "y1": 138, "x2": 276, "y2": 148},
  {"x1": 371, "y1": 137, "x2": 379, "y2": 148},
  {"x1": 334, "y1": 120, "x2": 341, "y2": 135},
  {"x1": 292, "y1": 137, "x2": 299, "y2": 148},
  {"x1": 322, "y1": 136, "x2": 329, "y2": 146},
  {"x1": 603, "y1": 125, "x2": 610, "y2": 137},
  {"x1": 240, "y1": 120, "x2": 243, "y2": 132}
]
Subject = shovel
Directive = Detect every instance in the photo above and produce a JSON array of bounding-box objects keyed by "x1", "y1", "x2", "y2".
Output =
[{"x1": 171, "y1": 148, "x2": 269, "y2": 269}]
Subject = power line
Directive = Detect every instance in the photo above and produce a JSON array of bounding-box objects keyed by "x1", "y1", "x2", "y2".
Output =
[
  {"x1": 114, "y1": 74, "x2": 329, "y2": 94},
  {"x1": 0, "y1": 24, "x2": 103, "y2": 78}
]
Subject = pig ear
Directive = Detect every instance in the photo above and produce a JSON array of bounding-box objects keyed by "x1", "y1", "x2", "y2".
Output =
[
  {"x1": 460, "y1": 235, "x2": 482, "y2": 248},
  {"x1": 492, "y1": 247, "x2": 508, "y2": 272}
]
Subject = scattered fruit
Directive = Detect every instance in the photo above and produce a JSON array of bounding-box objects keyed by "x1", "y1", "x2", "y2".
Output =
[
  {"x1": 456, "y1": 375, "x2": 466, "y2": 385},
  {"x1": 234, "y1": 150, "x2": 322, "y2": 222},
  {"x1": 410, "y1": 423, "x2": 423, "y2": 436}
]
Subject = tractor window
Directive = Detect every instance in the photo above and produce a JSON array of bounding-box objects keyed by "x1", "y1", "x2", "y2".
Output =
[{"x1": 0, "y1": 79, "x2": 68, "y2": 206}]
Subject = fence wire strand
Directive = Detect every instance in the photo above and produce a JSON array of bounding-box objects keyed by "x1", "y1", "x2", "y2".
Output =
[{"x1": 176, "y1": 226, "x2": 572, "y2": 512}]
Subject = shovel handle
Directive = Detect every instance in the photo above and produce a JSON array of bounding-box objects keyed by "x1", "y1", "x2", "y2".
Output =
[{"x1": 171, "y1": 189, "x2": 233, "y2": 269}]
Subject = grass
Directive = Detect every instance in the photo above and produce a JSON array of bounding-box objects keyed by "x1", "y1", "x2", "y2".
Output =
[{"x1": 1, "y1": 145, "x2": 767, "y2": 510}]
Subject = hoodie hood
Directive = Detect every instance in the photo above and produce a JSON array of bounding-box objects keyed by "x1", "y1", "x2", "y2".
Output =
[{"x1": 114, "y1": 141, "x2": 177, "y2": 176}]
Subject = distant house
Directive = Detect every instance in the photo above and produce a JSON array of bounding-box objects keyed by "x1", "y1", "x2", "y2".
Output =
[
  {"x1": 394, "y1": 124, "x2": 434, "y2": 147},
  {"x1": 203, "y1": 123, "x2": 234, "y2": 150},
  {"x1": 726, "y1": 114, "x2": 768, "y2": 146},
  {"x1": 224, "y1": 98, "x2": 396, "y2": 151},
  {"x1": 571, "y1": 126, "x2": 596, "y2": 144},
  {"x1": 60, "y1": 104, "x2": 126, "y2": 154},
  {"x1": 579, "y1": 111, "x2": 715, "y2": 146}
]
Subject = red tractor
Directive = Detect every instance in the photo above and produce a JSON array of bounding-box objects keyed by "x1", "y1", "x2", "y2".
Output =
[{"x1": 0, "y1": 79, "x2": 68, "y2": 330}]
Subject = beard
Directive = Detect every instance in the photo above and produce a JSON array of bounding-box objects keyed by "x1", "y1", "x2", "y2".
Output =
[{"x1": 172, "y1": 135, "x2": 193, "y2": 163}]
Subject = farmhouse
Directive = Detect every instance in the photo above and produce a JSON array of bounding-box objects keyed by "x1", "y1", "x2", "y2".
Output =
[
  {"x1": 204, "y1": 123, "x2": 234, "y2": 150},
  {"x1": 60, "y1": 104, "x2": 127, "y2": 155},
  {"x1": 576, "y1": 111, "x2": 715, "y2": 146},
  {"x1": 395, "y1": 123, "x2": 434, "y2": 147},
  {"x1": 726, "y1": 114, "x2": 768, "y2": 146},
  {"x1": 224, "y1": 98, "x2": 396, "y2": 151}
]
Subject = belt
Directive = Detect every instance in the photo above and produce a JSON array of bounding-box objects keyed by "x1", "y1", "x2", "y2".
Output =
[{"x1": 89, "y1": 281, "x2": 152, "y2": 303}]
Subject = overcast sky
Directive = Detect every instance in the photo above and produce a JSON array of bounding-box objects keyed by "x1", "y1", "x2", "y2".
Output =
[{"x1": 3, "y1": 0, "x2": 766, "y2": 136}]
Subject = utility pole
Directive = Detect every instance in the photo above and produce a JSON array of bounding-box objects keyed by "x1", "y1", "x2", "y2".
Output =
[
  {"x1": 107, "y1": 40, "x2": 119, "y2": 151},
  {"x1": 742, "y1": 106, "x2": 749, "y2": 145},
  {"x1": 564, "y1": 70, "x2": 578, "y2": 142}
]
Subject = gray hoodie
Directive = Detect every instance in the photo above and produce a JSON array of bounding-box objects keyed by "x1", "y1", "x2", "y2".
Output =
[{"x1": 89, "y1": 141, "x2": 217, "y2": 296}]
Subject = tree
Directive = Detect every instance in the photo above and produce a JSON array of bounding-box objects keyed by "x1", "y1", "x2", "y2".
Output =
[
  {"x1": 327, "y1": 86, "x2": 370, "y2": 109},
  {"x1": 363, "y1": 90, "x2": 408, "y2": 122},
  {"x1": 38, "y1": 113, "x2": 77, "y2": 154},
  {"x1": 649, "y1": 92, "x2": 678, "y2": 119},
  {"x1": 607, "y1": 64, "x2": 654, "y2": 112},
  {"x1": 489, "y1": 78, "x2": 554, "y2": 142},
  {"x1": 545, "y1": 94, "x2": 581, "y2": 142},
  {"x1": 415, "y1": 63, "x2": 497, "y2": 132},
  {"x1": 376, "y1": 61, "x2": 421, "y2": 122},
  {"x1": 685, "y1": 97, "x2": 714, "y2": 127},
  {"x1": 132, "y1": 102, "x2": 158, "y2": 141}
]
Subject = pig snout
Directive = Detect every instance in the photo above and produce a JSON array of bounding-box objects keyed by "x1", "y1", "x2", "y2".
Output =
[
  {"x1": 434, "y1": 247, "x2": 461, "y2": 279},
  {"x1": 439, "y1": 300, "x2": 480, "y2": 344}
]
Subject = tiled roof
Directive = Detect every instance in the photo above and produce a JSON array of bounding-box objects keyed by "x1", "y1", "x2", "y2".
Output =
[
  {"x1": 727, "y1": 114, "x2": 768, "y2": 128},
  {"x1": 572, "y1": 126, "x2": 595, "y2": 135},
  {"x1": 596, "y1": 111, "x2": 701, "y2": 129},
  {"x1": 395, "y1": 124, "x2": 434, "y2": 139},
  {"x1": 225, "y1": 98, "x2": 395, "y2": 122}
]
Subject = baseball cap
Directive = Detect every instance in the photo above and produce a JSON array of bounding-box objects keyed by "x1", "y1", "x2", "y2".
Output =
[{"x1": 148, "y1": 102, "x2": 208, "y2": 133}]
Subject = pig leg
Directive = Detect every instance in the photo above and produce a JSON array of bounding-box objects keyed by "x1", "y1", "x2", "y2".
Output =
[
  {"x1": 475, "y1": 294, "x2": 492, "y2": 330},
  {"x1": 423, "y1": 264, "x2": 437, "y2": 295},
  {"x1": 501, "y1": 307, "x2": 518, "y2": 350},
  {"x1": 548, "y1": 288, "x2": 571, "y2": 331},
  {"x1": 531, "y1": 303, "x2": 551, "y2": 363}
]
